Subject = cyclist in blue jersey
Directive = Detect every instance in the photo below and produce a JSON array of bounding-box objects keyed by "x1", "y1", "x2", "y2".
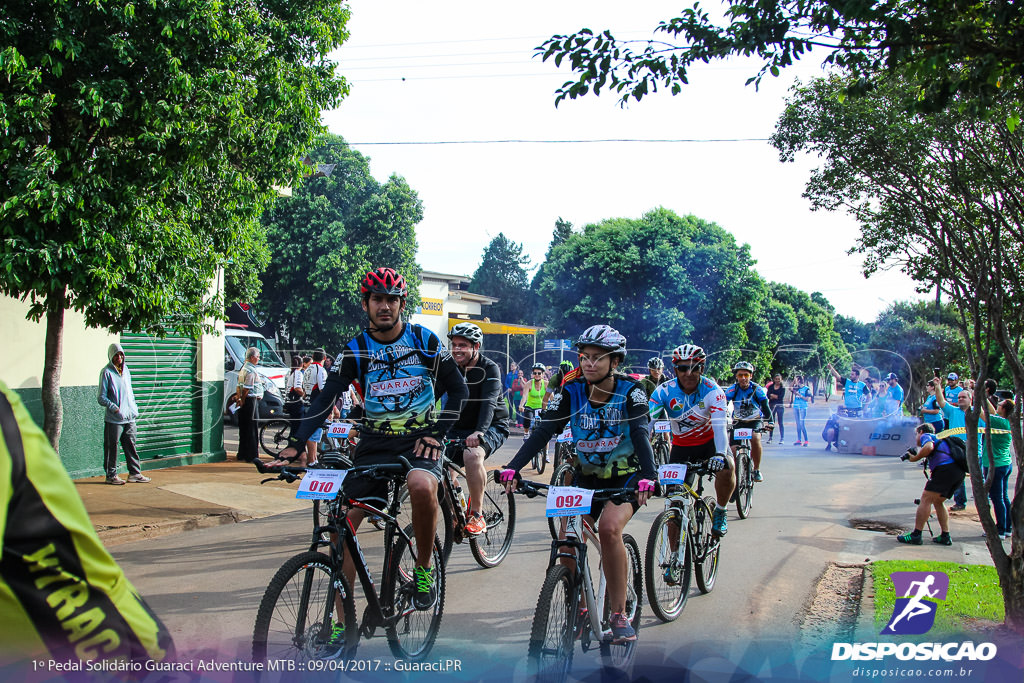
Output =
[
  {"x1": 648, "y1": 344, "x2": 733, "y2": 537},
  {"x1": 274, "y1": 268, "x2": 469, "y2": 645},
  {"x1": 827, "y1": 362, "x2": 868, "y2": 416},
  {"x1": 724, "y1": 361, "x2": 774, "y2": 483},
  {"x1": 500, "y1": 325, "x2": 656, "y2": 643}
]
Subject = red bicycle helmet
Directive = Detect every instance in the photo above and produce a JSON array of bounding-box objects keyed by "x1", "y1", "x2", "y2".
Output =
[{"x1": 360, "y1": 267, "x2": 408, "y2": 298}]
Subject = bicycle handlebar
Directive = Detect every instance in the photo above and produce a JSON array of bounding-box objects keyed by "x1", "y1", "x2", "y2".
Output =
[
  {"x1": 254, "y1": 455, "x2": 414, "y2": 484},
  {"x1": 507, "y1": 476, "x2": 638, "y2": 505}
]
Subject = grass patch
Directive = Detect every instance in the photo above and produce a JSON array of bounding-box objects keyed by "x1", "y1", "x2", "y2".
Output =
[{"x1": 872, "y1": 560, "x2": 1003, "y2": 635}]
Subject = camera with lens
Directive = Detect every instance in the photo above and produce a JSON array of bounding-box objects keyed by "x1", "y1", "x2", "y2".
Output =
[{"x1": 901, "y1": 446, "x2": 918, "y2": 462}]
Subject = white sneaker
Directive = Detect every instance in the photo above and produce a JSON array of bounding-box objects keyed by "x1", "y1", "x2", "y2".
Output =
[{"x1": 127, "y1": 474, "x2": 152, "y2": 483}]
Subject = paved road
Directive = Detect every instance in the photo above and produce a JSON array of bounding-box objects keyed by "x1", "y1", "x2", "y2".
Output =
[{"x1": 111, "y1": 436, "x2": 997, "y2": 678}]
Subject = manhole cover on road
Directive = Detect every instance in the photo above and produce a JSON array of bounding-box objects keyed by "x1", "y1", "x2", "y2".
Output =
[{"x1": 849, "y1": 518, "x2": 904, "y2": 534}]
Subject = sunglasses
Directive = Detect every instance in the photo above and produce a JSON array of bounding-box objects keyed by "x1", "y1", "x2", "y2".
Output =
[
  {"x1": 674, "y1": 364, "x2": 701, "y2": 373},
  {"x1": 532, "y1": 371, "x2": 543, "y2": 375}
]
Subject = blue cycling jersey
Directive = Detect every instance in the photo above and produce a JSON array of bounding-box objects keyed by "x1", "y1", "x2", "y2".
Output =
[
  {"x1": 341, "y1": 324, "x2": 443, "y2": 435},
  {"x1": 724, "y1": 381, "x2": 769, "y2": 420},
  {"x1": 557, "y1": 378, "x2": 647, "y2": 478}
]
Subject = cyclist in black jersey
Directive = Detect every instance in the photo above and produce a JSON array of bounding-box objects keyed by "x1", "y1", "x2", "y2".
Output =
[
  {"x1": 0, "y1": 380, "x2": 174, "y2": 666},
  {"x1": 446, "y1": 322, "x2": 510, "y2": 535}
]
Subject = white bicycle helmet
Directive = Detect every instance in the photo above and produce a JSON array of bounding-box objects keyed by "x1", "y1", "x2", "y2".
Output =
[
  {"x1": 671, "y1": 344, "x2": 706, "y2": 365},
  {"x1": 648, "y1": 357, "x2": 664, "y2": 370},
  {"x1": 574, "y1": 324, "x2": 627, "y2": 360},
  {"x1": 447, "y1": 322, "x2": 483, "y2": 346}
]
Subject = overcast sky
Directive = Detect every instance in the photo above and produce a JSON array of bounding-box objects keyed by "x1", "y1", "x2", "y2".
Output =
[{"x1": 323, "y1": 1, "x2": 927, "y2": 323}]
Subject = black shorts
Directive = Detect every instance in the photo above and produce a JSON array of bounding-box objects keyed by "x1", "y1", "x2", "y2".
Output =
[
  {"x1": 522, "y1": 406, "x2": 541, "y2": 431},
  {"x1": 925, "y1": 463, "x2": 966, "y2": 499},
  {"x1": 342, "y1": 434, "x2": 442, "y2": 509},
  {"x1": 669, "y1": 441, "x2": 730, "y2": 484},
  {"x1": 448, "y1": 425, "x2": 508, "y2": 463},
  {"x1": 572, "y1": 470, "x2": 642, "y2": 520},
  {"x1": 729, "y1": 420, "x2": 763, "y2": 446}
]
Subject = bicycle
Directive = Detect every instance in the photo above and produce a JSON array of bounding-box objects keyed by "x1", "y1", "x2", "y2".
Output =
[
  {"x1": 261, "y1": 417, "x2": 355, "y2": 459},
  {"x1": 395, "y1": 439, "x2": 516, "y2": 567},
  {"x1": 650, "y1": 421, "x2": 671, "y2": 467},
  {"x1": 552, "y1": 426, "x2": 575, "y2": 471},
  {"x1": 644, "y1": 459, "x2": 722, "y2": 622},
  {"x1": 259, "y1": 418, "x2": 291, "y2": 457},
  {"x1": 730, "y1": 423, "x2": 770, "y2": 519},
  {"x1": 513, "y1": 477, "x2": 643, "y2": 678},
  {"x1": 251, "y1": 457, "x2": 445, "y2": 663}
]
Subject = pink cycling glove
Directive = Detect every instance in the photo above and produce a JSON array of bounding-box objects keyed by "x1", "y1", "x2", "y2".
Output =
[
  {"x1": 499, "y1": 469, "x2": 517, "y2": 484},
  {"x1": 638, "y1": 479, "x2": 655, "y2": 494}
]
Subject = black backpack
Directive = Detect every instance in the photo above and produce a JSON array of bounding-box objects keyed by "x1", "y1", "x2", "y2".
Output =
[{"x1": 940, "y1": 436, "x2": 969, "y2": 473}]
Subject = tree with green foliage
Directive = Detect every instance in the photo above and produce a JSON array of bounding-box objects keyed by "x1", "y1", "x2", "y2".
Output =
[
  {"x1": 536, "y1": 208, "x2": 764, "y2": 375},
  {"x1": 469, "y1": 233, "x2": 535, "y2": 367},
  {"x1": 773, "y1": 70, "x2": 1024, "y2": 632},
  {"x1": 0, "y1": 0, "x2": 349, "y2": 449},
  {"x1": 761, "y1": 282, "x2": 847, "y2": 379},
  {"x1": 470, "y1": 233, "x2": 532, "y2": 325},
  {"x1": 867, "y1": 301, "x2": 967, "y2": 408},
  {"x1": 833, "y1": 314, "x2": 873, "y2": 352},
  {"x1": 257, "y1": 136, "x2": 422, "y2": 352},
  {"x1": 536, "y1": 1, "x2": 1024, "y2": 115}
]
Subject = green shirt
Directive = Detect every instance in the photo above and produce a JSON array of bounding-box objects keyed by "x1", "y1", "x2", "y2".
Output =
[{"x1": 979, "y1": 414, "x2": 1012, "y2": 468}]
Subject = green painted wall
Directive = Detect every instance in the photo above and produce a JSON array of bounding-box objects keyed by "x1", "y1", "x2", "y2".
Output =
[{"x1": 15, "y1": 380, "x2": 225, "y2": 479}]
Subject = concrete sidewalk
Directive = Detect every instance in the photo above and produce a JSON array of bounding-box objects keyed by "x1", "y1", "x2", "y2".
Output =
[{"x1": 75, "y1": 458, "x2": 307, "y2": 546}]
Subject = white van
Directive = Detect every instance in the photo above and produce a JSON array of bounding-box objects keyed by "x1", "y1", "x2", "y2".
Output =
[{"x1": 224, "y1": 326, "x2": 288, "y2": 420}]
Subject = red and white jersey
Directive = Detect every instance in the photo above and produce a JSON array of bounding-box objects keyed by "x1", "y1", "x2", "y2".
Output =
[{"x1": 649, "y1": 376, "x2": 729, "y2": 454}]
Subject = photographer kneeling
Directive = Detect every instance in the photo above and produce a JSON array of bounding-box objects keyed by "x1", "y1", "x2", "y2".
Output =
[{"x1": 898, "y1": 423, "x2": 964, "y2": 546}]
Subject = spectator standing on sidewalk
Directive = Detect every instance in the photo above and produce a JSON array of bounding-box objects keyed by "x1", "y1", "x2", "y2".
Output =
[
  {"x1": 934, "y1": 376, "x2": 970, "y2": 510},
  {"x1": 301, "y1": 349, "x2": 328, "y2": 466},
  {"x1": 919, "y1": 380, "x2": 945, "y2": 431},
  {"x1": 942, "y1": 373, "x2": 961, "y2": 428},
  {"x1": 883, "y1": 373, "x2": 905, "y2": 418},
  {"x1": 789, "y1": 375, "x2": 811, "y2": 446},
  {"x1": 766, "y1": 374, "x2": 786, "y2": 444},
  {"x1": 284, "y1": 355, "x2": 304, "y2": 438},
  {"x1": 97, "y1": 343, "x2": 149, "y2": 484},
  {"x1": 504, "y1": 362, "x2": 519, "y2": 424},
  {"x1": 235, "y1": 346, "x2": 263, "y2": 462},
  {"x1": 980, "y1": 398, "x2": 1014, "y2": 539}
]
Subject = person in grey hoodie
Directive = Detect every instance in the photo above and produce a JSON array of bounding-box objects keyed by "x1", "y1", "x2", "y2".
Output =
[{"x1": 97, "y1": 343, "x2": 150, "y2": 485}]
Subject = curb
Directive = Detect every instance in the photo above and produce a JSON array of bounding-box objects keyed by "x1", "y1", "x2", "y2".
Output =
[{"x1": 96, "y1": 509, "x2": 254, "y2": 547}]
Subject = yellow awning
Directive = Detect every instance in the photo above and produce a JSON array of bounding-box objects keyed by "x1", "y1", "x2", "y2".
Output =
[{"x1": 447, "y1": 319, "x2": 542, "y2": 335}]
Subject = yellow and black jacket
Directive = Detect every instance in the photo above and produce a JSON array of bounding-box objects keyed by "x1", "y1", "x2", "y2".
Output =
[{"x1": 0, "y1": 381, "x2": 173, "y2": 662}]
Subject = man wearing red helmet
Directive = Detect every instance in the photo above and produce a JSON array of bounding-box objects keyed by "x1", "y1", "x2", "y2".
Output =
[{"x1": 275, "y1": 268, "x2": 469, "y2": 641}]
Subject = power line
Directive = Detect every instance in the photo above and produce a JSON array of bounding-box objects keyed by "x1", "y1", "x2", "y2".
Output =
[{"x1": 344, "y1": 138, "x2": 770, "y2": 145}]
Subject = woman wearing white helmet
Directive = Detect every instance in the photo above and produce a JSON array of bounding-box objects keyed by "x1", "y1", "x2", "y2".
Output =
[{"x1": 500, "y1": 324, "x2": 656, "y2": 643}]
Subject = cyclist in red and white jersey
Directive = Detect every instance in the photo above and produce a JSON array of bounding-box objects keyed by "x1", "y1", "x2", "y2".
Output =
[{"x1": 648, "y1": 344, "x2": 733, "y2": 536}]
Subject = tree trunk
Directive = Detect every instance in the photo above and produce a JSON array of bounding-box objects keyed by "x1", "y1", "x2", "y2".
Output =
[{"x1": 41, "y1": 287, "x2": 66, "y2": 452}]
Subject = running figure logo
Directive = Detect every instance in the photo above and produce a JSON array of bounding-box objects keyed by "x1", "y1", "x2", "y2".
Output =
[{"x1": 881, "y1": 571, "x2": 949, "y2": 635}]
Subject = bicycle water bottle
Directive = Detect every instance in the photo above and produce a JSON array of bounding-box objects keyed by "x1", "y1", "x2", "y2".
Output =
[{"x1": 454, "y1": 482, "x2": 469, "y2": 516}]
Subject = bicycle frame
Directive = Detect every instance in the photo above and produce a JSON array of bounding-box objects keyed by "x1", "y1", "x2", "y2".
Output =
[{"x1": 547, "y1": 513, "x2": 612, "y2": 643}]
